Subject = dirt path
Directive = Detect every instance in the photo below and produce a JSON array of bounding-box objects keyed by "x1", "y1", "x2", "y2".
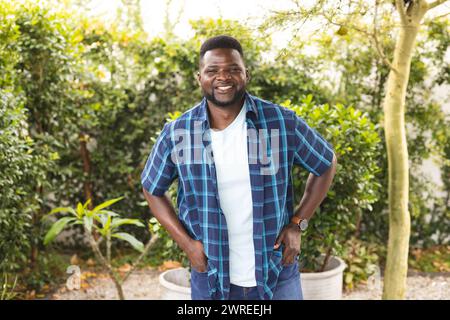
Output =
[{"x1": 51, "y1": 268, "x2": 449, "y2": 300}]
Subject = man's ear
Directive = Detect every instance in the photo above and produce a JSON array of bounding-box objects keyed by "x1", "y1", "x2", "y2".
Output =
[
  {"x1": 196, "y1": 71, "x2": 201, "y2": 86},
  {"x1": 246, "y1": 69, "x2": 251, "y2": 83}
]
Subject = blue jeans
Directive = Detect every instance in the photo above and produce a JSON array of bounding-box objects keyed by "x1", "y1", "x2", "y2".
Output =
[{"x1": 190, "y1": 261, "x2": 303, "y2": 300}]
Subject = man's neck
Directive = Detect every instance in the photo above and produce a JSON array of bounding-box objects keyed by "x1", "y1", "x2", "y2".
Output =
[{"x1": 207, "y1": 98, "x2": 245, "y2": 131}]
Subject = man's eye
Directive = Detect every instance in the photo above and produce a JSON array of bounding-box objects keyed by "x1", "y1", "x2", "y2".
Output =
[{"x1": 206, "y1": 70, "x2": 217, "y2": 74}]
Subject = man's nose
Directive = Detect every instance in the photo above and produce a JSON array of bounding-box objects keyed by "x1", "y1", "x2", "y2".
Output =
[{"x1": 216, "y1": 70, "x2": 231, "y2": 80}]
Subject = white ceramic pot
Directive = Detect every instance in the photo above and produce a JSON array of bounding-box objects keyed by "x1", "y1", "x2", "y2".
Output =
[
  {"x1": 159, "y1": 267, "x2": 191, "y2": 300},
  {"x1": 158, "y1": 256, "x2": 346, "y2": 300},
  {"x1": 300, "y1": 255, "x2": 347, "y2": 300}
]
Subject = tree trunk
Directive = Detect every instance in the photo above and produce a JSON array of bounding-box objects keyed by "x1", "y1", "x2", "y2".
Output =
[
  {"x1": 79, "y1": 132, "x2": 94, "y2": 210},
  {"x1": 382, "y1": 2, "x2": 428, "y2": 299}
]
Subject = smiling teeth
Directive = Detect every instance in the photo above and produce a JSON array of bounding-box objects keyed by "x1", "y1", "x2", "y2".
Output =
[{"x1": 217, "y1": 86, "x2": 232, "y2": 90}]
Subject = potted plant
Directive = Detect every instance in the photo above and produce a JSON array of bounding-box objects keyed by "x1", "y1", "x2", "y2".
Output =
[{"x1": 285, "y1": 96, "x2": 381, "y2": 299}]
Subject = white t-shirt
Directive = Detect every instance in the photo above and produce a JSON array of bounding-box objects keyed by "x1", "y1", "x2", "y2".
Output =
[{"x1": 210, "y1": 104, "x2": 256, "y2": 287}]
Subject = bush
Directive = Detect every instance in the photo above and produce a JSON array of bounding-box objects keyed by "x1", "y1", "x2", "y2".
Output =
[
  {"x1": 282, "y1": 95, "x2": 382, "y2": 280},
  {"x1": 0, "y1": 1, "x2": 79, "y2": 280},
  {"x1": 0, "y1": 91, "x2": 51, "y2": 274},
  {"x1": 341, "y1": 237, "x2": 381, "y2": 291}
]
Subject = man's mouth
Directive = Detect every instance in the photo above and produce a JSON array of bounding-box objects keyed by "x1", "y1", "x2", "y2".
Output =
[{"x1": 215, "y1": 85, "x2": 234, "y2": 94}]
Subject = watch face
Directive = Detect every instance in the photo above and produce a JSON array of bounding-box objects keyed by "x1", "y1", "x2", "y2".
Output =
[{"x1": 299, "y1": 219, "x2": 308, "y2": 231}]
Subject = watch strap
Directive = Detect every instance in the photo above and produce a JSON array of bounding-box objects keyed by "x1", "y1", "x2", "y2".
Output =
[{"x1": 290, "y1": 216, "x2": 302, "y2": 226}]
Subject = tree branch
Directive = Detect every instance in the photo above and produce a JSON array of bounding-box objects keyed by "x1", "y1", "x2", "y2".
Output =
[
  {"x1": 433, "y1": 10, "x2": 450, "y2": 19},
  {"x1": 321, "y1": 11, "x2": 373, "y2": 37},
  {"x1": 122, "y1": 234, "x2": 159, "y2": 283},
  {"x1": 106, "y1": 233, "x2": 111, "y2": 264},
  {"x1": 86, "y1": 228, "x2": 125, "y2": 299},
  {"x1": 322, "y1": 8, "x2": 398, "y2": 72},
  {"x1": 428, "y1": 0, "x2": 448, "y2": 10},
  {"x1": 423, "y1": 10, "x2": 450, "y2": 24},
  {"x1": 374, "y1": 0, "x2": 398, "y2": 72},
  {"x1": 395, "y1": 0, "x2": 408, "y2": 25}
]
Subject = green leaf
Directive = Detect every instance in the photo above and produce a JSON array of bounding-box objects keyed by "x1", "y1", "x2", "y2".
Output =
[
  {"x1": 112, "y1": 232, "x2": 144, "y2": 253},
  {"x1": 76, "y1": 202, "x2": 84, "y2": 218},
  {"x1": 83, "y1": 199, "x2": 92, "y2": 210},
  {"x1": 104, "y1": 214, "x2": 112, "y2": 231},
  {"x1": 44, "y1": 217, "x2": 76, "y2": 245},
  {"x1": 92, "y1": 197, "x2": 124, "y2": 214},
  {"x1": 110, "y1": 218, "x2": 145, "y2": 230},
  {"x1": 98, "y1": 213, "x2": 108, "y2": 226},
  {"x1": 46, "y1": 207, "x2": 77, "y2": 218},
  {"x1": 345, "y1": 273, "x2": 354, "y2": 284},
  {"x1": 83, "y1": 215, "x2": 93, "y2": 232},
  {"x1": 97, "y1": 210, "x2": 120, "y2": 217}
]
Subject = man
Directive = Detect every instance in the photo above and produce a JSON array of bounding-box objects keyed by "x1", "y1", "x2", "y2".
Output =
[{"x1": 141, "y1": 35, "x2": 337, "y2": 300}]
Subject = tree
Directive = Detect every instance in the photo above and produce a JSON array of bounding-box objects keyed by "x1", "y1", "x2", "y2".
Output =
[
  {"x1": 262, "y1": 0, "x2": 449, "y2": 299},
  {"x1": 287, "y1": 15, "x2": 449, "y2": 251},
  {"x1": 375, "y1": 0, "x2": 448, "y2": 300}
]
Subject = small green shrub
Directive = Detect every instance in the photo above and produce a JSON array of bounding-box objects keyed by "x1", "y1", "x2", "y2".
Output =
[
  {"x1": 282, "y1": 96, "x2": 382, "y2": 280},
  {"x1": 341, "y1": 237, "x2": 381, "y2": 291},
  {"x1": 43, "y1": 197, "x2": 158, "y2": 300}
]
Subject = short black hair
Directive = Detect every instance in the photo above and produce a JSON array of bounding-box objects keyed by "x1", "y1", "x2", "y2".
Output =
[{"x1": 199, "y1": 35, "x2": 244, "y2": 60}]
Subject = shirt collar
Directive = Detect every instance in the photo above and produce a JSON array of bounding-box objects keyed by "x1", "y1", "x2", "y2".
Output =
[{"x1": 198, "y1": 91, "x2": 258, "y2": 128}]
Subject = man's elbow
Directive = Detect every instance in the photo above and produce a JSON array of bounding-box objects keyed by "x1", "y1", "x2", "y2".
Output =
[
  {"x1": 332, "y1": 153, "x2": 337, "y2": 167},
  {"x1": 142, "y1": 187, "x2": 153, "y2": 201},
  {"x1": 142, "y1": 187, "x2": 166, "y2": 202},
  {"x1": 330, "y1": 153, "x2": 337, "y2": 176},
  {"x1": 324, "y1": 153, "x2": 337, "y2": 177}
]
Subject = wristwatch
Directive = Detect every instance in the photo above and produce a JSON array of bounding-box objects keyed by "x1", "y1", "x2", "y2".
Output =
[{"x1": 290, "y1": 216, "x2": 308, "y2": 231}]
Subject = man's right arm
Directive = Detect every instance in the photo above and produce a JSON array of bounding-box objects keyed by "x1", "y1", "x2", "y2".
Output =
[{"x1": 143, "y1": 188, "x2": 207, "y2": 272}]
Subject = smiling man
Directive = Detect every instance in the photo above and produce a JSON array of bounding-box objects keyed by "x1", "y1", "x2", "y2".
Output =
[{"x1": 141, "y1": 35, "x2": 337, "y2": 300}]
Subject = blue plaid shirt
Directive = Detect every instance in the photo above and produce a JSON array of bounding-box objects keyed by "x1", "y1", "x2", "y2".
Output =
[{"x1": 141, "y1": 92, "x2": 334, "y2": 300}]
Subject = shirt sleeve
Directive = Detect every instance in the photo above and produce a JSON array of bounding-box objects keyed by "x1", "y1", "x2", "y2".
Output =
[
  {"x1": 292, "y1": 114, "x2": 335, "y2": 176},
  {"x1": 141, "y1": 122, "x2": 178, "y2": 196}
]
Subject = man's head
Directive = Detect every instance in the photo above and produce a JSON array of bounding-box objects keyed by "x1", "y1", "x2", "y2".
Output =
[{"x1": 197, "y1": 35, "x2": 249, "y2": 108}]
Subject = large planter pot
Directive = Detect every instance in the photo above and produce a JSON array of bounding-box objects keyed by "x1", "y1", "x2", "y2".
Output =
[
  {"x1": 159, "y1": 267, "x2": 191, "y2": 300},
  {"x1": 300, "y1": 255, "x2": 347, "y2": 300}
]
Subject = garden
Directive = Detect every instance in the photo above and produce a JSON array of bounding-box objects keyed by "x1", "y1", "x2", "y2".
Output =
[{"x1": 0, "y1": 0, "x2": 449, "y2": 300}]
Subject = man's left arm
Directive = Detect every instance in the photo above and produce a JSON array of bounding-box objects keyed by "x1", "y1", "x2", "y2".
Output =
[
  {"x1": 274, "y1": 148, "x2": 337, "y2": 266},
  {"x1": 274, "y1": 117, "x2": 337, "y2": 265}
]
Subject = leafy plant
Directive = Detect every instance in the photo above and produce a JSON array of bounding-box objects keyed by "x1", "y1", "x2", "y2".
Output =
[
  {"x1": 409, "y1": 245, "x2": 450, "y2": 273},
  {"x1": 282, "y1": 96, "x2": 382, "y2": 274},
  {"x1": 341, "y1": 237, "x2": 381, "y2": 291},
  {"x1": 43, "y1": 197, "x2": 158, "y2": 300},
  {"x1": 1, "y1": 274, "x2": 18, "y2": 300}
]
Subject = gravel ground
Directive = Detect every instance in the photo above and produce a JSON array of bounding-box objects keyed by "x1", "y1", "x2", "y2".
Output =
[
  {"x1": 51, "y1": 268, "x2": 449, "y2": 300},
  {"x1": 342, "y1": 271, "x2": 450, "y2": 300}
]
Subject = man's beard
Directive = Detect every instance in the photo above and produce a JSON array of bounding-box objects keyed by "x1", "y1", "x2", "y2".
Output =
[{"x1": 202, "y1": 86, "x2": 246, "y2": 107}]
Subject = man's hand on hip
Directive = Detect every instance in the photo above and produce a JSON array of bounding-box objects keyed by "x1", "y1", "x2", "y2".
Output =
[
  {"x1": 186, "y1": 239, "x2": 208, "y2": 272},
  {"x1": 274, "y1": 223, "x2": 302, "y2": 266}
]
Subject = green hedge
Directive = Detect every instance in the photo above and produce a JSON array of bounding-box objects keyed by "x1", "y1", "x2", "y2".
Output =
[{"x1": 283, "y1": 96, "x2": 382, "y2": 274}]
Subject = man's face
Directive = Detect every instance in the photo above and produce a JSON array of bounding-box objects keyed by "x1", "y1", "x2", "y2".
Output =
[{"x1": 198, "y1": 48, "x2": 249, "y2": 107}]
